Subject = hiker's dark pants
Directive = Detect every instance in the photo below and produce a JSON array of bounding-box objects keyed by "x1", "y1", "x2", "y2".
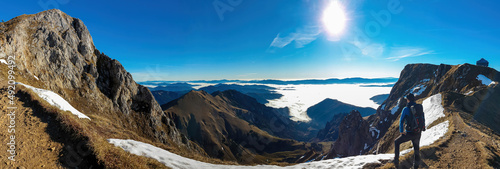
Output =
[{"x1": 394, "y1": 132, "x2": 421, "y2": 168}]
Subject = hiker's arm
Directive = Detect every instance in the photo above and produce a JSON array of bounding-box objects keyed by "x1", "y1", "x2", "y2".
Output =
[{"x1": 399, "y1": 108, "x2": 406, "y2": 133}]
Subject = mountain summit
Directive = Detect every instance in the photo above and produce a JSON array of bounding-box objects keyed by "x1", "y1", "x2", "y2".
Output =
[{"x1": 0, "y1": 9, "x2": 205, "y2": 168}]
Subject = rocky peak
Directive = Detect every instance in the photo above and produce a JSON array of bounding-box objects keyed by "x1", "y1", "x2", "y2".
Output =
[
  {"x1": 314, "y1": 113, "x2": 348, "y2": 142},
  {"x1": 325, "y1": 110, "x2": 375, "y2": 158},
  {"x1": 0, "y1": 9, "x2": 189, "y2": 148},
  {"x1": 1, "y1": 9, "x2": 95, "y2": 91}
]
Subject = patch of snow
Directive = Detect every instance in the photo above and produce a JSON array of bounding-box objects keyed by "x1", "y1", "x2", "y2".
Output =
[
  {"x1": 0, "y1": 59, "x2": 7, "y2": 65},
  {"x1": 464, "y1": 90, "x2": 473, "y2": 96},
  {"x1": 400, "y1": 120, "x2": 449, "y2": 155},
  {"x1": 422, "y1": 93, "x2": 445, "y2": 127},
  {"x1": 34, "y1": 75, "x2": 39, "y2": 80},
  {"x1": 18, "y1": 83, "x2": 91, "y2": 120},
  {"x1": 391, "y1": 100, "x2": 400, "y2": 115},
  {"x1": 420, "y1": 120, "x2": 449, "y2": 147},
  {"x1": 364, "y1": 143, "x2": 369, "y2": 150},
  {"x1": 109, "y1": 138, "x2": 396, "y2": 169},
  {"x1": 421, "y1": 79, "x2": 430, "y2": 83},
  {"x1": 370, "y1": 127, "x2": 380, "y2": 139},
  {"x1": 380, "y1": 104, "x2": 386, "y2": 111},
  {"x1": 477, "y1": 74, "x2": 496, "y2": 86},
  {"x1": 411, "y1": 84, "x2": 427, "y2": 96}
]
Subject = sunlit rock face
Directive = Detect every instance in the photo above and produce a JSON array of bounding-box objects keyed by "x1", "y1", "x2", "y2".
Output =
[{"x1": 0, "y1": 9, "x2": 190, "y2": 148}]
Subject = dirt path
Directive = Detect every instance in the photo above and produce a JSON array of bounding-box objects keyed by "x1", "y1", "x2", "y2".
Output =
[
  {"x1": 377, "y1": 110, "x2": 500, "y2": 169},
  {"x1": 0, "y1": 86, "x2": 65, "y2": 168},
  {"x1": 427, "y1": 113, "x2": 487, "y2": 168}
]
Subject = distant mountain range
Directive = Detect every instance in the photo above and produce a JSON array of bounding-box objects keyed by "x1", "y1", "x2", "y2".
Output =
[
  {"x1": 147, "y1": 78, "x2": 396, "y2": 111},
  {"x1": 140, "y1": 77, "x2": 398, "y2": 87},
  {"x1": 151, "y1": 83, "x2": 283, "y2": 105}
]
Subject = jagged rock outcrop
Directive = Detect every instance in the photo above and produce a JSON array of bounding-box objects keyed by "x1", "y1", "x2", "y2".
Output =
[
  {"x1": 325, "y1": 110, "x2": 375, "y2": 158},
  {"x1": 314, "y1": 113, "x2": 347, "y2": 142},
  {"x1": 0, "y1": 9, "x2": 190, "y2": 149}
]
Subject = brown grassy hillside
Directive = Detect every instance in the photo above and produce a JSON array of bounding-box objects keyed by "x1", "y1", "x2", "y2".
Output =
[{"x1": 163, "y1": 90, "x2": 311, "y2": 164}]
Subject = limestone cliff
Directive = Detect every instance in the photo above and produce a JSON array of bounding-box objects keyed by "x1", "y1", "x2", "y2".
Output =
[{"x1": 0, "y1": 10, "x2": 204, "y2": 167}]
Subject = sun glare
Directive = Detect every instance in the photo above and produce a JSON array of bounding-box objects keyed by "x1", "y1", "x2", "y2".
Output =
[{"x1": 322, "y1": 0, "x2": 347, "y2": 35}]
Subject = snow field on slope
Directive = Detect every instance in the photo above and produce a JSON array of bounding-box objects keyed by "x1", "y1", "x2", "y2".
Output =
[
  {"x1": 18, "y1": 83, "x2": 91, "y2": 120},
  {"x1": 391, "y1": 100, "x2": 400, "y2": 115},
  {"x1": 400, "y1": 120, "x2": 449, "y2": 155},
  {"x1": 422, "y1": 93, "x2": 445, "y2": 127}
]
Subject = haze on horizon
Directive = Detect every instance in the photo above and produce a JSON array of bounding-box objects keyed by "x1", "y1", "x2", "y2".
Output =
[{"x1": 2, "y1": 0, "x2": 499, "y2": 81}]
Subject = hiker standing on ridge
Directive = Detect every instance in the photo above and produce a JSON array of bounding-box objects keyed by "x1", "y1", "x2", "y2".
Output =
[{"x1": 394, "y1": 93, "x2": 426, "y2": 169}]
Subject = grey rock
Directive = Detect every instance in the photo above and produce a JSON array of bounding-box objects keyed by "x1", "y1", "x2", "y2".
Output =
[{"x1": 0, "y1": 9, "x2": 186, "y2": 148}]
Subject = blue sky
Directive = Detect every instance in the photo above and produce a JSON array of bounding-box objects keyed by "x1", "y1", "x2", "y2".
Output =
[{"x1": 3, "y1": 0, "x2": 500, "y2": 81}]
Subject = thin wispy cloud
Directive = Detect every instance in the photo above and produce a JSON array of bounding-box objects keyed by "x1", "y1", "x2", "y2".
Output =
[
  {"x1": 339, "y1": 34, "x2": 385, "y2": 61},
  {"x1": 350, "y1": 39, "x2": 385, "y2": 57},
  {"x1": 269, "y1": 26, "x2": 322, "y2": 49},
  {"x1": 341, "y1": 36, "x2": 433, "y2": 63},
  {"x1": 386, "y1": 47, "x2": 434, "y2": 61}
]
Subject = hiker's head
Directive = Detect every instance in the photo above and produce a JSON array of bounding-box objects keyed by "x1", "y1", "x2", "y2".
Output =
[{"x1": 404, "y1": 93, "x2": 415, "y2": 103}]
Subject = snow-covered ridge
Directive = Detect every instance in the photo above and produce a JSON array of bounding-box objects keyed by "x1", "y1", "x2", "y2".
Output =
[{"x1": 18, "y1": 83, "x2": 91, "y2": 120}]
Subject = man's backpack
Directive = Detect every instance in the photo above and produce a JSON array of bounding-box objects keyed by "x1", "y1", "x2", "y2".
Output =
[{"x1": 406, "y1": 104, "x2": 425, "y2": 133}]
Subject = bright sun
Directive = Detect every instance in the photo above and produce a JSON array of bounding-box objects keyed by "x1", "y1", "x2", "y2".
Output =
[{"x1": 322, "y1": 0, "x2": 347, "y2": 35}]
